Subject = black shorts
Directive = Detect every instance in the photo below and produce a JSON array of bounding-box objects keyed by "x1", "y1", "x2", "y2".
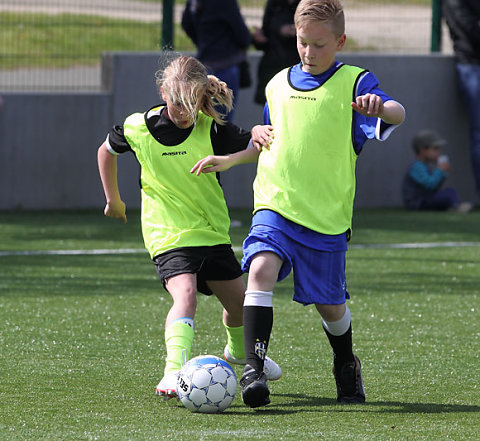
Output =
[{"x1": 153, "y1": 244, "x2": 243, "y2": 295}]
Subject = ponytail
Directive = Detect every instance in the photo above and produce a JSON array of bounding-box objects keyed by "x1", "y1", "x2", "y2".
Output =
[{"x1": 201, "y1": 75, "x2": 233, "y2": 125}]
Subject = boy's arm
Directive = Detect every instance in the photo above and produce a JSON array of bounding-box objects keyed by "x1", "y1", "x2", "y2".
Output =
[
  {"x1": 97, "y1": 142, "x2": 127, "y2": 223},
  {"x1": 379, "y1": 100, "x2": 406, "y2": 125},
  {"x1": 352, "y1": 94, "x2": 405, "y2": 126}
]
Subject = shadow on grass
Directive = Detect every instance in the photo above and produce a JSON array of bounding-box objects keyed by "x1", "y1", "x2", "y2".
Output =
[{"x1": 225, "y1": 393, "x2": 480, "y2": 415}]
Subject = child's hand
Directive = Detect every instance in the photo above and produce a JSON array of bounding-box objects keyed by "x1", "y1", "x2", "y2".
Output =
[
  {"x1": 351, "y1": 93, "x2": 385, "y2": 118},
  {"x1": 104, "y1": 200, "x2": 127, "y2": 223},
  {"x1": 437, "y1": 162, "x2": 451, "y2": 172},
  {"x1": 252, "y1": 27, "x2": 268, "y2": 44},
  {"x1": 251, "y1": 124, "x2": 274, "y2": 151},
  {"x1": 280, "y1": 23, "x2": 296, "y2": 37},
  {"x1": 190, "y1": 155, "x2": 231, "y2": 175}
]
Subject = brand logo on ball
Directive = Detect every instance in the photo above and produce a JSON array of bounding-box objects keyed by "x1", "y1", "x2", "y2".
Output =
[{"x1": 178, "y1": 377, "x2": 188, "y2": 393}]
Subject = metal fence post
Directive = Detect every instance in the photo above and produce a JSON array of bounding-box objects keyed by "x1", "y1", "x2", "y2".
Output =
[
  {"x1": 162, "y1": 0, "x2": 174, "y2": 49},
  {"x1": 431, "y1": 0, "x2": 443, "y2": 52}
]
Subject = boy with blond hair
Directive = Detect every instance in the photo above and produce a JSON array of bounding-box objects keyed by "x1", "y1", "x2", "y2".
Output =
[{"x1": 194, "y1": 0, "x2": 405, "y2": 408}]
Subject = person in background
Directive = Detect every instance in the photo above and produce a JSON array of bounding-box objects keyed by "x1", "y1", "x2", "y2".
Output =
[
  {"x1": 444, "y1": 0, "x2": 480, "y2": 204},
  {"x1": 182, "y1": 0, "x2": 251, "y2": 121},
  {"x1": 251, "y1": 0, "x2": 301, "y2": 105},
  {"x1": 402, "y1": 130, "x2": 473, "y2": 213}
]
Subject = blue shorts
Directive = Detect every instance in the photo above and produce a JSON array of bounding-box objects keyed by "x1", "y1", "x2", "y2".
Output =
[{"x1": 241, "y1": 224, "x2": 349, "y2": 306}]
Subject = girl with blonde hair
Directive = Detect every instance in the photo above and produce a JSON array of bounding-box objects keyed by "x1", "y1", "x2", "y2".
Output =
[{"x1": 98, "y1": 54, "x2": 281, "y2": 398}]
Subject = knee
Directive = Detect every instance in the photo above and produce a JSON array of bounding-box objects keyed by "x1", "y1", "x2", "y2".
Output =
[
  {"x1": 248, "y1": 268, "x2": 273, "y2": 290},
  {"x1": 315, "y1": 303, "x2": 346, "y2": 322},
  {"x1": 248, "y1": 252, "x2": 282, "y2": 291},
  {"x1": 171, "y1": 286, "x2": 197, "y2": 311}
]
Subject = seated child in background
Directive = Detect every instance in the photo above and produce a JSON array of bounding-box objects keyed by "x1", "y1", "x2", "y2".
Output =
[{"x1": 402, "y1": 129, "x2": 473, "y2": 213}]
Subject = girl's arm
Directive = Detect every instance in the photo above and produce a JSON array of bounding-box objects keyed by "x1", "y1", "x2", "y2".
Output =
[
  {"x1": 97, "y1": 142, "x2": 127, "y2": 223},
  {"x1": 190, "y1": 145, "x2": 260, "y2": 176},
  {"x1": 191, "y1": 124, "x2": 273, "y2": 175}
]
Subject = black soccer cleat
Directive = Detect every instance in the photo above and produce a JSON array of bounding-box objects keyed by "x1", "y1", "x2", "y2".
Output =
[
  {"x1": 240, "y1": 364, "x2": 271, "y2": 408},
  {"x1": 333, "y1": 355, "x2": 366, "y2": 404}
]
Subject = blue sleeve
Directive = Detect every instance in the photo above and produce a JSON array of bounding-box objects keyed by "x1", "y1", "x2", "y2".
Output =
[
  {"x1": 263, "y1": 103, "x2": 271, "y2": 125},
  {"x1": 353, "y1": 71, "x2": 394, "y2": 153},
  {"x1": 409, "y1": 161, "x2": 446, "y2": 190}
]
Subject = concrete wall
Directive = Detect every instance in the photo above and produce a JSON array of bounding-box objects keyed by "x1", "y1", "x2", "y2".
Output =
[
  {"x1": 0, "y1": 92, "x2": 111, "y2": 210},
  {"x1": 0, "y1": 52, "x2": 476, "y2": 211}
]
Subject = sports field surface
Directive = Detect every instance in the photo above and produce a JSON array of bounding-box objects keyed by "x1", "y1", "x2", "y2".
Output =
[{"x1": 1, "y1": 208, "x2": 479, "y2": 440}]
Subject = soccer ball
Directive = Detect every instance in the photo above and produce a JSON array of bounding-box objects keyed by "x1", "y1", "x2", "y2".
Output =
[{"x1": 176, "y1": 355, "x2": 237, "y2": 413}]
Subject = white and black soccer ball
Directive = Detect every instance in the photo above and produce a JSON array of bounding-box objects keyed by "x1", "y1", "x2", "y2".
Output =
[{"x1": 176, "y1": 355, "x2": 237, "y2": 413}]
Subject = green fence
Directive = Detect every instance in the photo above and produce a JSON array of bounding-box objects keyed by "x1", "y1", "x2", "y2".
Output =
[{"x1": 0, "y1": 0, "x2": 446, "y2": 91}]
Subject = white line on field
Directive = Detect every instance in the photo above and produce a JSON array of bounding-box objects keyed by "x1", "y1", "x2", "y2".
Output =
[
  {"x1": 1, "y1": 242, "x2": 480, "y2": 257},
  {"x1": 349, "y1": 241, "x2": 480, "y2": 249},
  {"x1": 0, "y1": 248, "x2": 146, "y2": 256}
]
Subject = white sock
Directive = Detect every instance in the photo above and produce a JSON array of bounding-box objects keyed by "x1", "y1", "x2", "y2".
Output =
[
  {"x1": 244, "y1": 290, "x2": 273, "y2": 307},
  {"x1": 322, "y1": 306, "x2": 351, "y2": 336}
]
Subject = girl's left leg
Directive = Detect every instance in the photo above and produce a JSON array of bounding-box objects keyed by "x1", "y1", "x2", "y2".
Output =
[{"x1": 208, "y1": 276, "x2": 245, "y2": 362}]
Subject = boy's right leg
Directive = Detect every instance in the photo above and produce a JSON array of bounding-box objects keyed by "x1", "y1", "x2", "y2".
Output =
[{"x1": 241, "y1": 251, "x2": 282, "y2": 408}]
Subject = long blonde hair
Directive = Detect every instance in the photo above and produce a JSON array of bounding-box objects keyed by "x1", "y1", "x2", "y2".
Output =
[{"x1": 156, "y1": 55, "x2": 233, "y2": 125}]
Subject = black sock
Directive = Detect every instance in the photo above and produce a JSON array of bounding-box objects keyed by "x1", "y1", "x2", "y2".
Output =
[
  {"x1": 243, "y1": 305, "x2": 273, "y2": 372},
  {"x1": 323, "y1": 324, "x2": 355, "y2": 368}
]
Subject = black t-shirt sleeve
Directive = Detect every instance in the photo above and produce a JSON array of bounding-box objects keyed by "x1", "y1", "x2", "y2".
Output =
[
  {"x1": 210, "y1": 121, "x2": 251, "y2": 155},
  {"x1": 108, "y1": 116, "x2": 250, "y2": 155},
  {"x1": 107, "y1": 125, "x2": 132, "y2": 154}
]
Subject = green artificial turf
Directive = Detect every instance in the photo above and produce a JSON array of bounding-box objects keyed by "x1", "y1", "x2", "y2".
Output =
[{"x1": 0, "y1": 208, "x2": 478, "y2": 440}]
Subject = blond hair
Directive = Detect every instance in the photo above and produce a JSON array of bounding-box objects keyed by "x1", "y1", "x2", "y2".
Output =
[
  {"x1": 156, "y1": 55, "x2": 233, "y2": 125},
  {"x1": 294, "y1": 0, "x2": 345, "y2": 37}
]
